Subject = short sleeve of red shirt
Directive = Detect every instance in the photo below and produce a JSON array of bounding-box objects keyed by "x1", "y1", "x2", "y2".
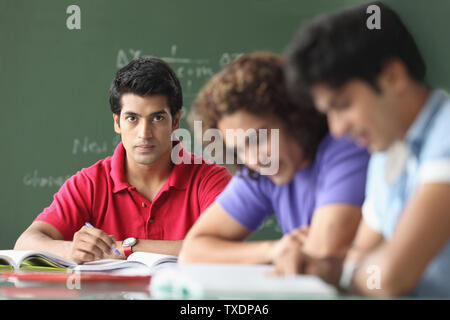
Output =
[{"x1": 34, "y1": 169, "x2": 94, "y2": 240}]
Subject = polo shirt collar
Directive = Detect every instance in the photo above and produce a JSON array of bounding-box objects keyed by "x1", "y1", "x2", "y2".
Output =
[
  {"x1": 405, "y1": 89, "x2": 446, "y2": 151},
  {"x1": 167, "y1": 139, "x2": 195, "y2": 190},
  {"x1": 110, "y1": 142, "x2": 129, "y2": 193},
  {"x1": 383, "y1": 90, "x2": 446, "y2": 185},
  {"x1": 110, "y1": 140, "x2": 194, "y2": 194}
]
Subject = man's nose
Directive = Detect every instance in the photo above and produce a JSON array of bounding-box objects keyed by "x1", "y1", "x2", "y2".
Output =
[
  {"x1": 138, "y1": 120, "x2": 153, "y2": 139},
  {"x1": 245, "y1": 143, "x2": 272, "y2": 172},
  {"x1": 328, "y1": 111, "x2": 350, "y2": 138}
]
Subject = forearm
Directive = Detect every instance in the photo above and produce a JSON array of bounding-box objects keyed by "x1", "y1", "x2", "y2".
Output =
[
  {"x1": 303, "y1": 229, "x2": 353, "y2": 258},
  {"x1": 348, "y1": 243, "x2": 410, "y2": 297},
  {"x1": 14, "y1": 231, "x2": 72, "y2": 260},
  {"x1": 179, "y1": 235, "x2": 274, "y2": 264},
  {"x1": 345, "y1": 241, "x2": 383, "y2": 262},
  {"x1": 303, "y1": 205, "x2": 361, "y2": 258},
  {"x1": 345, "y1": 226, "x2": 384, "y2": 262},
  {"x1": 123, "y1": 239, "x2": 184, "y2": 257},
  {"x1": 349, "y1": 184, "x2": 450, "y2": 298}
]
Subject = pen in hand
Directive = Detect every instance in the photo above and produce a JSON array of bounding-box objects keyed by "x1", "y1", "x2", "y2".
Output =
[{"x1": 84, "y1": 222, "x2": 121, "y2": 256}]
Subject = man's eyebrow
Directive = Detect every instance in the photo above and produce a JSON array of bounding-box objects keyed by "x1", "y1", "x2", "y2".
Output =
[
  {"x1": 149, "y1": 110, "x2": 169, "y2": 117},
  {"x1": 122, "y1": 111, "x2": 139, "y2": 117},
  {"x1": 121, "y1": 110, "x2": 169, "y2": 117}
]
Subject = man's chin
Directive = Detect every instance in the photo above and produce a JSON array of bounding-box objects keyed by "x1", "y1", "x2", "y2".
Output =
[{"x1": 133, "y1": 155, "x2": 159, "y2": 166}]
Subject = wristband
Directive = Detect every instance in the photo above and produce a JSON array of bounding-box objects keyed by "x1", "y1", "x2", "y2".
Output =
[{"x1": 339, "y1": 261, "x2": 360, "y2": 292}]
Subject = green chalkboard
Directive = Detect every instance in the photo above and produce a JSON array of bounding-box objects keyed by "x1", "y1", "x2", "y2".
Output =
[{"x1": 1, "y1": 0, "x2": 450, "y2": 248}]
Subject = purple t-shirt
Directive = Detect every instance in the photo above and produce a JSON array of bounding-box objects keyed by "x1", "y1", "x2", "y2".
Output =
[{"x1": 216, "y1": 134, "x2": 370, "y2": 234}]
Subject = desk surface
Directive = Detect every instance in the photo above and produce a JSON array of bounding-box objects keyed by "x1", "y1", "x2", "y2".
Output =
[
  {"x1": 0, "y1": 276, "x2": 151, "y2": 300},
  {"x1": 0, "y1": 270, "x2": 153, "y2": 299},
  {"x1": 0, "y1": 276, "x2": 350, "y2": 300},
  {"x1": 0, "y1": 266, "x2": 366, "y2": 300}
]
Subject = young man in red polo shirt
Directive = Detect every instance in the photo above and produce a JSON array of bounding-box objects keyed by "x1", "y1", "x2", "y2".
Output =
[{"x1": 14, "y1": 57, "x2": 231, "y2": 264}]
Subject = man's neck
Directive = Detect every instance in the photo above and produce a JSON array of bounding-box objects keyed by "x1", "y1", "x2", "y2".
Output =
[{"x1": 125, "y1": 149, "x2": 174, "y2": 199}]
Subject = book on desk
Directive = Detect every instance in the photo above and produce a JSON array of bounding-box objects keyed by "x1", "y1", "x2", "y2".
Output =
[{"x1": 0, "y1": 250, "x2": 177, "y2": 275}]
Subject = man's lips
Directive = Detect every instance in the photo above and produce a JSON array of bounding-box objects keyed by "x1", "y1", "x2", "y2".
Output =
[{"x1": 135, "y1": 144, "x2": 155, "y2": 151}]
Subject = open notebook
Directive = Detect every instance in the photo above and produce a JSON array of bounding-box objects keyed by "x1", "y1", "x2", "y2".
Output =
[
  {"x1": 150, "y1": 264, "x2": 337, "y2": 299},
  {"x1": 0, "y1": 250, "x2": 177, "y2": 274}
]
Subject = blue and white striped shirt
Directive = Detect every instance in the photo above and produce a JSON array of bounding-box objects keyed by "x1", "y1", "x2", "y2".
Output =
[{"x1": 363, "y1": 89, "x2": 450, "y2": 298}]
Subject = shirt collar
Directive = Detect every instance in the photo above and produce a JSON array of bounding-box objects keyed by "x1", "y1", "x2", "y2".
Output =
[
  {"x1": 405, "y1": 89, "x2": 447, "y2": 149},
  {"x1": 110, "y1": 142, "x2": 129, "y2": 193},
  {"x1": 110, "y1": 140, "x2": 196, "y2": 194},
  {"x1": 166, "y1": 139, "x2": 197, "y2": 190},
  {"x1": 383, "y1": 90, "x2": 447, "y2": 185}
]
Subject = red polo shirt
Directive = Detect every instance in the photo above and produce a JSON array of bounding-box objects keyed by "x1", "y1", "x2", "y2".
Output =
[{"x1": 34, "y1": 142, "x2": 231, "y2": 241}]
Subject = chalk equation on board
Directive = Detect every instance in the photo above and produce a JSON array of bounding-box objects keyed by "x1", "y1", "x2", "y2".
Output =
[
  {"x1": 116, "y1": 45, "x2": 244, "y2": 98},
  {"x1": 72, "y1": 135, "x2": 121, "y2": 155}
]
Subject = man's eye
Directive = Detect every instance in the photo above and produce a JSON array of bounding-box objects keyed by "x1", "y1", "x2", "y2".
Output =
[
  {"x1": 334, "y1": 99, "x2": 351, "y2": 110},
  {"x1": 126, "y1": 116, "x2": 137, "y2": 122},
  {"x1": 153, "y1": 115, "x2": 165, "y2": 122}
]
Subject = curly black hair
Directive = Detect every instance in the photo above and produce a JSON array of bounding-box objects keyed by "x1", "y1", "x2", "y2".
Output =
[{"x1": 191, "y1": 52, "x2": 328, "y2": 167}]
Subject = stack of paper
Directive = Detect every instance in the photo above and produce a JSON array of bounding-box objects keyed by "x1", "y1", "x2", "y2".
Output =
[{"x1": 150, "y1": 264, "x2": 337, "y2": 299}]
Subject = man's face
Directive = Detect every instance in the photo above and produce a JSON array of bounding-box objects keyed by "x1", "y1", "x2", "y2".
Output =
[
  {"x1": 311, "y1": 79, "x2": 401, "y2": 152},
  {"x1": 217, "y1": 110, "x2": 306, "y2": 185},
  {"x1": 113, "y1": 93, "x2": 180, "y2": 167}
]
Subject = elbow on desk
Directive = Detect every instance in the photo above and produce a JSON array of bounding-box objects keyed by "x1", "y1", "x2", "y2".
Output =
[
  {"x1": 380, "y1": 269, "x2": 417, "y2": 298},
  {"x1": 178, "y1": 233, "x2": 200, "y2": 264},
  {"x1": 359, "y1": 262, "x2": 419, "y2": 298},
  {"x1": 13, "y1": 231, "x2": 29, "y2": 251},
  {"x1": 179, "y1": 232, "x2": 220, "y2": 264},
  {"x1": 177, "y1": 243, "x2": 189, "y2": 264}
]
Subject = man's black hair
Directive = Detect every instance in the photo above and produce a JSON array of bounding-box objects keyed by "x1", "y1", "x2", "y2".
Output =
[
  {"x1": 285, "y1": 1, "x2": 426, "y2": 98},
  {"x1": 109, "y1": 56, "x2": 183, "y2": 116}
]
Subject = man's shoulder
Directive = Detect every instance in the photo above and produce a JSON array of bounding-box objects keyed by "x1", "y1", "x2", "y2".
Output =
[
  {"x1": 75, "y1": 155, "x2": 114, "y2": 181},
  {"x1": 320, "y1": 134, "x2": 368, "y2": 156},
  {"x1": 316, "y1": 134, "x2": 370, "y2": 169},
  {"x1": 422, "y1": 96, "x2": 450, "y2": 158},
  {"x1": 175, "y1": 153, "x2": 231, "y2": 196},
  {"x1": 183, "y1": 154, "x2": 231, "y2": 178}
]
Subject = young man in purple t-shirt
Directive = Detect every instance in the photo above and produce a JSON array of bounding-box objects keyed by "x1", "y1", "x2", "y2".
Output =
[{"x1": 179, "y1": 53, "x2": 370, "y2": 273}]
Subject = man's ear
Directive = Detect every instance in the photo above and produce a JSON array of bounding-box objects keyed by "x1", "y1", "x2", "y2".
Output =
[
  {"x1": 171, "y1": 110, "x2": 182, "y2": 131},
  {"x1": 377, "y1": 58, "x2": 410, "y2": 94},
  {"x1": 113, "y1": 113, "x2": 121, "y2": 134}
]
